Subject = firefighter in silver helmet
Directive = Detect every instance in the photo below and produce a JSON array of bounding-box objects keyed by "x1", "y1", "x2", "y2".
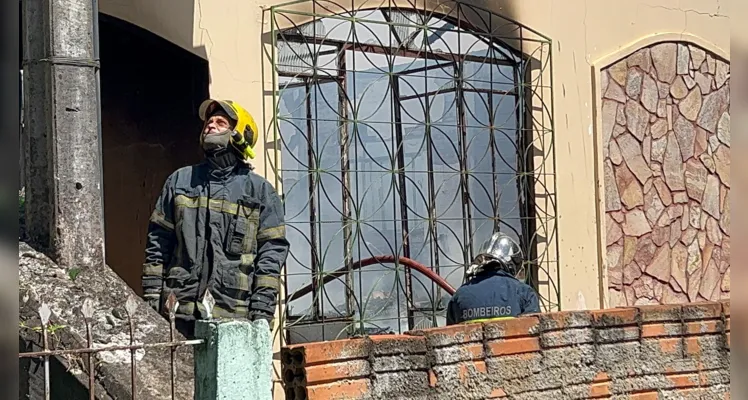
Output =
[{"x1": 446, "y1": 232, "x2": 540, "y2": 325}]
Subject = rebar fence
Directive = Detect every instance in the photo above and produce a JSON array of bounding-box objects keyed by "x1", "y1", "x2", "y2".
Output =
[
  {"x1": 265, "y1": 0, "x2": 558, "y2": 345},
  {"x1": 19, "y1": 294, "x2": 201, "y2": 400}
]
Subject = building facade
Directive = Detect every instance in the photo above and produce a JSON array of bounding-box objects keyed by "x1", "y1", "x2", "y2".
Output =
[{"x1": 83, "y1": 0, "x2": 729, "y2": 397}]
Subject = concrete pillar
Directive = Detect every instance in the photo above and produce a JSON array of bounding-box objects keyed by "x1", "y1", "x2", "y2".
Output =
[
  {"x1": 194, "y1": 319, "x2": 273, "y2": 400},
  {"x1": 22, "y1": 0, "x2": 105, "y2": 267}
]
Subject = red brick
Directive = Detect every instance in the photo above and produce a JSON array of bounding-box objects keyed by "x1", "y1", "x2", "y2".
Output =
[
  {"x1": 456, "y1": 361, "x2": 488, "y2": 384},
  {"x1": 636, "y1": 303, "x2": 682, "y2": 322},
  {"x1": 641, "y1": 323, "x2": 667, "y2": 338},
  {"x1": 640, "y1": 320, "x2": 720, "y2": 337},
  {"x1": 487, "y1": 388, "x2": 507, "y2": 398},
  {"x1": 597, "y1": 325, "x2": 640, "y2": 343},
  {"x1": 483, "y1": 315, "x2": 540, "y2": 339},
  {"x1": 591, "y1": 307, "x2": 638, "y2": 326},
  {"x1": 304, "y1": 360, "x2": 370, "y2": 385},
  {"x1": 666, "y1": 372, "x2": 700, "y2": 388},
  {"x1": 628, "y1": 393, "x2": 659, "y2": 400},
  {"x1": 486, "y1": 337, "x2": 541, "y2": 357},
  {"x1": 466, "y1": 343, "x2": 485, "y2": 359},
  {"x1": 431, "y1": 342, "x2": 485, "y2": 365},
  {"x1": 409, "y1": 323, "x2": 483, "y2": 347},
  {"x1": 685, "y1": 320, "x2": 720, "y2": 335},
  {"x1": 306, "y1": 379, "x2": 370, "y2": 400},
  {"x1": 589, "y1": 381, "x2": 611, "y2": 398},
  {"x1": 721, "y1": 300, "x2": 730, "y2": 317},
  {"x1": 428, "y1": 370, "x2": 437, "y2": 387},
  {"x1": 673, "y1": 388, "x2": 708, "y2": 397},
  {"x1": 685, "y1": 337, "x2": 701, "y2": 354},
  {"x1": 681, "y1": 302, "x2": 722, "y2": 320},
  {"x1": 471, "y1": 360, "x2": 487, "y2": 374},
  {"x1": 658, "y1": 338, "x2": 681, "y2": 354},
  {"x1": 656, "y1": 337, "x2": 702, "y2": 354},
  {"x1": 290, "y1": 339, "x2": 369, "y2": 366},
  {"x1": 593, "y1": 371, "x2": 611, "y2": 383},
  {"x1": 368, "y1": 335, "x2": 427, "y2": 355},
  {"x1": 538, "y1": 310, "x2": 592, "y2": 330},
  {"x1": 368, "y1": 335, "x2": 415, "y2": 344}
]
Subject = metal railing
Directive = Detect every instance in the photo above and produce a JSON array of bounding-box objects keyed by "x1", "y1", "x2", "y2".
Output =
[{"x1": 19, "y1": 293, "x2": 201, "y2": 400}]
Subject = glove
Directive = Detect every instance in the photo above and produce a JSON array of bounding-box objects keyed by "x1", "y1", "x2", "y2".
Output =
[
  {"x1": 249, "y1": 312, "x2": 275, "y2": 331},
  {"x1": 146, "y1": 297, "x2": 160, "y2": 313}
]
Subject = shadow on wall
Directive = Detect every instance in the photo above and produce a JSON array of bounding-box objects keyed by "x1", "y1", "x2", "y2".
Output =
[{"x1": 99, "y1": 12, "x2": 209, "y2": 294}]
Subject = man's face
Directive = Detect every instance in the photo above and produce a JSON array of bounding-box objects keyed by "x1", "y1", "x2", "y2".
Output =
[{"x1": 203, "y1": 111, "x2": 232, "y2": 136}]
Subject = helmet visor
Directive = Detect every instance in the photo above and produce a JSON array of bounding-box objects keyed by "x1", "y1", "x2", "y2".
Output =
[{"x1": 198, "y1": 99, "x2": 238, "y2": 123}]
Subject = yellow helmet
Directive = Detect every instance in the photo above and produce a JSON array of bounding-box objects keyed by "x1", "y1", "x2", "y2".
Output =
[{"x1": 198, "y1": 99, "x2": 259, "y2": 159}]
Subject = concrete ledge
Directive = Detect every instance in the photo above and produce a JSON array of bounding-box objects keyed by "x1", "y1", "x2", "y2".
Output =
[{"x1": 194, "y1": 319, "x2": 272, "y2": 400}]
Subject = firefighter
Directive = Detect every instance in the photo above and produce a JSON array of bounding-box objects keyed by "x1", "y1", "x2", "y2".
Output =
[
  {"x1": 446, "y1": 232, "x2": 540, "y2": 325},
  {"x1": 141, "y1": 99, "x2": 290, "y2": 338}
]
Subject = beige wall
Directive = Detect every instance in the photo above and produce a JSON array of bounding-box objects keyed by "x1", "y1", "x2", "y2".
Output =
[
  {"x1": 99, "y1": 0, "x2": 729, "y2": 308},
  {"x1": 99, "y1": 0, "x2": 729, "y2": 398}
]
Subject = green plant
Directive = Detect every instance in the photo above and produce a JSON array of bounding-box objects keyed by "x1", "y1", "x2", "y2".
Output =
[
  {"x1": 68, "y1": 268, "x2": 81, "y2": 281},
  {"x1": 19, "y1": 321, "x2": 67, "y2": 335}
]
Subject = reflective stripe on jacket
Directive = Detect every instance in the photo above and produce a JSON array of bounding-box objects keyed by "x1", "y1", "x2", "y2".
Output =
[
  {"x1": 141, "y1": 161, "x2": 290, "y2": 322},
  {"x1": 446, "y1": 269, "x2": 540, "y2": 325}
]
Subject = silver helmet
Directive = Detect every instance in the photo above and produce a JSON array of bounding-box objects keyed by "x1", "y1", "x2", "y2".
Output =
[{"x1": 466, "y1": 232, "x2": 524, "y2": 279}]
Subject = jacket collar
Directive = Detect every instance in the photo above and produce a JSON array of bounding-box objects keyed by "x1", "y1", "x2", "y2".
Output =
[{"x1": 472, "y1": 268, "x2": 517, "y2": 282}]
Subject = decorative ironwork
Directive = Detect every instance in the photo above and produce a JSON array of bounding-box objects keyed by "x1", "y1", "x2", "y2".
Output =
[
  {"x1": 18, "y1": 295, "x2": 202, "y2": 400},
  {"x1": 266, "y1": 0, "x2": 558, "y2": 344}
]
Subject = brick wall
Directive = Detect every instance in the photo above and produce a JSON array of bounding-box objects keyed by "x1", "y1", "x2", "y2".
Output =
[{"x1": 281, "y1": 301, "x2": 730, "y2": 399}]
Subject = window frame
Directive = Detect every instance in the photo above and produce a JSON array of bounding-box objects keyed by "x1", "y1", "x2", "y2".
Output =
[{"x1": 274, "y1": 7, "x2": 540, "y2": 339}]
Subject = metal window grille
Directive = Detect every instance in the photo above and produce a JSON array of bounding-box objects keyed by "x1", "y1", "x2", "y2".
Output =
[{"x1": 266, "y1": 0, "x2": 558, "y2": 344}]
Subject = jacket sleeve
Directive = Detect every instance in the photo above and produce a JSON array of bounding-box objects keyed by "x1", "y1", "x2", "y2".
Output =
[
  {"x1": 520, "y1": 287, "x2": 541, "y2": 315},
  {"x1": 446, "y1": 296, "x2": 460, "y2": 326},
  {"x1": 142, "y1": 174, "x2": 177, "y2": 312},
  {"x1": 249, "y1": 182, "x2": 290, "y2": 322}
]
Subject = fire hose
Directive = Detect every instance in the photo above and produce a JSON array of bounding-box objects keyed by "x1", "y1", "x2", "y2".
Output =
[{"x1": 285, "y1": 255, "x2": 456, "y2": 303}]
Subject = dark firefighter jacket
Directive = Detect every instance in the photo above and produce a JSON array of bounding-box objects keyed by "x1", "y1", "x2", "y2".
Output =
[
  {"x1": 446, "y1": 267, "x2": 540, "y2": 325},
  {"x1": 141, "y1": 160, "x2": 290, "y2": 323}
]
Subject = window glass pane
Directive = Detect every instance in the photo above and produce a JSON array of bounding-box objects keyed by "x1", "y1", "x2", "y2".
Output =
[
  {"x1": 463, "y1": 59, "x2": 515, "y2": 92},
  {"x1": 348, "y1": 51, "x2": 405, "y2": 327},
  {"x1": 276, "y1": 7, "x2": 527, "y2": 334},
  {"x1": 312, "y1": 81, "x2": 348, "y2": 318},
  {"x1": 277, "y1": 41, "x2": 339, "y2": 78},
  {"x1": 464, "y1": 92, "x2": 522, "y2": 256},
  {"x1": 279, "y1": 83, "x2": 314, "y2": 317},
  {"x1": 399, "y1": 61, "x2": 455, "y2": 99}
]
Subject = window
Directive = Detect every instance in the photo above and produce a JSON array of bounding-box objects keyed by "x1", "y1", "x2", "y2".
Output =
[{"x1": 270, "y1": 2, "x2": 556, "y2": 343}]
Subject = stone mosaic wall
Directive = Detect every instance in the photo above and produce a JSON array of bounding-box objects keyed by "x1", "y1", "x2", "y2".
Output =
[{"x1": 600, "y1": 43, "x2": 730, "y2": 307}]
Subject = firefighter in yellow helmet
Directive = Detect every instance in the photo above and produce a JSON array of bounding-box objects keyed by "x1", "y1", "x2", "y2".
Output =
[
  {"x1": 142, "y1": 99, "x2": 289, "y2": 338},
  {"x1": 197, "y1": 99, "x2": 259, "y2": 162}
]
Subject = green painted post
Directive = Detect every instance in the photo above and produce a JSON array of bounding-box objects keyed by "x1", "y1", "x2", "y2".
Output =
[{"x1": 194, "y1": 319, "x2": 273, "y2": 400}]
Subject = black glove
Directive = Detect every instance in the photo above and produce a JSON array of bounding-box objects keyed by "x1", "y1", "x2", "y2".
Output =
[
  {"x1": 249, "y1": 312, "x2": 274, "y2": 331},
  {"x1": 146, "y1": 297, "x2": 160, "y2": 314}
]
